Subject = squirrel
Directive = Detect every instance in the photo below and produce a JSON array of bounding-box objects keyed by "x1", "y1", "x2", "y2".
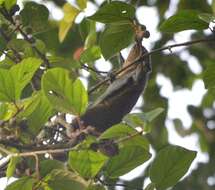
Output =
[{"x1": 67, "y1": 24, "x2": 152, "y2": 137}]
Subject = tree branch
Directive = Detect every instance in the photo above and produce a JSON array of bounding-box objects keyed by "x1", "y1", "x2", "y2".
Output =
[
  {"x1": 88, "y1": 37, "x2": 215, "y2": 94},
  {"x1": 0, "y1": 8, "x2": 50, "y2": 67},
  {"x1": 82, "y1": 64, "x2": 108, "y2": 75}
]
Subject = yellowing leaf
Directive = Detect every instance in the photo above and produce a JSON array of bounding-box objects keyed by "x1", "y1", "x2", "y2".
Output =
[
  {"x1": 213, "y1": 0, "x2": 215, "y2": 13},
  {"x1": 59, "y1": 3, "x2": 80, "y2": 42},
  {"x1": 76, "y1": 0, "x2": 87, "y2": 10}
]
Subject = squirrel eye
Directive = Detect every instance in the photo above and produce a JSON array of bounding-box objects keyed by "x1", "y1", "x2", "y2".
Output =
[{"x1": 143, "y1": 30, "x2": 150, "y2": 38}]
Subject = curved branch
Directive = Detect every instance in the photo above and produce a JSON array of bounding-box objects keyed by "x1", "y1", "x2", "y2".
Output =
[{"x1": 89, "y1": 37, "x2": 215, "y2": 94}]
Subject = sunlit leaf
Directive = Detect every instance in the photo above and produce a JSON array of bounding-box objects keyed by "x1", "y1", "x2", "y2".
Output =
[
  {"x1": 6, "y1": 156, "x2": 21, "y2": 178},
  {"x1": 70, "y1": 79, "x2": 88, "y2": 114},
  {"x1": 213, "y1": 0, "x2": 215, "y2": 13},
  {"x1": 59, "y1": 3, "x2": 80, "y2": 42},
  {"x1": 5, "y1": 176, "x2": 35, "y2": 190},
  {"x1": 69, "y1": 150, "x2": 108, "y2": 178},
  {"x1": 0, "y1": 69, "x2": 15, "y2": 102},
  {"x1": 104, "y1": 145, "x2": 151, "y2": 178},
  {"x1": 160, "y1": 10, "x2": 208, "y2": 33},
  {"x1": 80, "y1": 46, "x2": 101, "y2": 63},
  {"x1": 10, "y1": 57, "x2": 42, "y2": 100},
  {"x1": 76, "y1": 0, "x2": 87, "y2": 10},
  {"x1": 5, "y1": 0, "x2": 17, "y2": 10},
  {"x1": 149, "y1": 145, "x2": 197, "y2": 190},
  {"x1": 199, "y1": 13, "x2": 215, "y2": 23},
  {"x1": 44, "y1": 169, "x2": 87, "y2": 190},
  {"x1": 42, "y1": 68, "x2": 88, "y2": 115},
  {"x1": 85, "y1": 32, "x2": 97, "y2": 49},
  {"x1": 27, "y1": 92, "x2": 54, "y2": 134},
  {"x1": 100, "y1": 124, "x2": 149, "y2": 150},
  {"x1": 123, "y1": 108, "x2": 164, "y2": 129}
]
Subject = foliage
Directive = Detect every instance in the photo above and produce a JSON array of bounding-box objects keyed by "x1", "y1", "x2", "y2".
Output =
[{"x1": 0, "y1": 0, "x2": 214, "y2": 190}]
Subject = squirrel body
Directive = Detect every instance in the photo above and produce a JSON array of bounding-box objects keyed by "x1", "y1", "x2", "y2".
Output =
[{"x1": 71, "y1": 41, "x2": 151, "y2": 133}]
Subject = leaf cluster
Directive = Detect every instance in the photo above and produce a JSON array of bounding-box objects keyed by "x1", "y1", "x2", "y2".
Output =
[{"x1": 0, "y1": 0, "x2": 214, "y2": 190}]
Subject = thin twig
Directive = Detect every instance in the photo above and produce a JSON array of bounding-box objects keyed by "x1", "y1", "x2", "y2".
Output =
[
  {"x1": 0, "y1": 27, "x2": 22, "y2": 62},
  {"x1": 82, "y1": 64, "x2": 108, "y2": 75},
  {"x1": 115, "y1": 129, "x2": 143, "y2": 144},
  {"x1": 11, "y1": 146, "x2": 80, "y2": 158},
  {"x1": 0, "y1": 8, "x2": 50, "y2": 67},
  {"x1": 89, "y1": 37, "x2": 215, "y2": 94},
  {"x1": 33, "y1": 154, "x2": 40, "y2": 180},
  {"x1": 17, "y1": 27, "x2": 50, "y2": 67},
  {"x1": 0, "y1": 50, "x2": 17, "y2": 63},
  {"x1": 0, "y1": 146, "x2": 12, "y2": 155}
]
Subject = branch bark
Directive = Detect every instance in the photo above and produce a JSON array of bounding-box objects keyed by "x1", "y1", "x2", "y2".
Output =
[{"x1": 89, "y1": 37, "x2": 215, "y2": 94}]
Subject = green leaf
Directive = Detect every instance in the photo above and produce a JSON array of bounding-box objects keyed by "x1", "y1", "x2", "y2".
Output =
[
  {"x1": 203, "y1": 64, "x2": 215, "y2": 89},
  {"x1": 70, "y1": 79, "x2": 88, "y2": 114},
  {"x1": 160, "y1": 10, "x2": 208, "y2": 33},
  {"x1": 79, "y1": 19, "x2": 92, "y2": 41},
  {"x1": 105, "y1": 145, "x2": 151, "y2": 178},
  {"x1": 27, "y1": 92, "x2": 54, "y2": 135},
  {"x1": 69, "y1": 150, "x2": 108, "y2": 178},
  {"x1": 178, "y1": 0, "x2": 212, "y2": 13},
  {"x1": 0, "y1": 103, "x2": 16, "y2": 120},
  {"x1": 76, "y1": 0, "x2": 87, "y2": 10},
  {"x1": 88, "y1": 1, "x2": 135, "y2": 23},
  {"x1": 59, "y1": 3, "x2": 80, "y2": 42},
  {"x1": 149, "y1": 145, "x2": 197, "y2": 190},
  {"x1": 80, "y1": 46, "x2": 101, "y2": 63},
  {"x1": 5, "y1": 176, "x2": 35, "y2": 190},
  {"x1": 144, "y1": 183, "x2": 156, "y2": 190},
  {"x1": 124, "y1": 108, "x2": 164, "y2": 129},
  {"x1": 10, "y1": 58, "x2": 42, "y2": 100},
  {"x1": 85, "y1": 32, "x2": 97, "y2": 49},
  {"x1": 100, "y1": 124, "x2": 149, "y2": 150},
  {"x1": 0, "y1": 33, "x2": 7, "y2": 51},
  {"x1": 40, "y1": 159, "x2": 65, "y2": 178},
  {"x1": 20, "y1": 2, "x2": 49, "y2": 34},
  {"x1": 100, "y1": 22, "x2": 135, "y2": 59},
  {"x1": 213, "y1": 0, "x2": 215, "y2": 13},
  {"x1": 42, "y1": 68, "x2": 88, "y2": 115},
  {"x1": 18, "y1": 93, "x2": 41, "y2": 118},
  {"x1": 7, "y1": 39, "x2": 31, "y2": 56},
  {"x1": 87, "y1": 184, "x2": 106, "y2": 190},
  {"x1": 0, "y1": 102, "x2": 8, "y2": 119},
  {"x1": 6, "y1": 156, "x2": 21, "y2": 178},
  {"x1": 44, "y1": 169, "x2": 86, "y2": 190},
  {"x1": 199, "y1": 13, "x2": 215, "y2": 23},
  {"x1": 5, "y1": 0, "x2": 16, "y2": 10},
  {"x1": 0, "y1": 69, "x2": 16, "y2": 102}
]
